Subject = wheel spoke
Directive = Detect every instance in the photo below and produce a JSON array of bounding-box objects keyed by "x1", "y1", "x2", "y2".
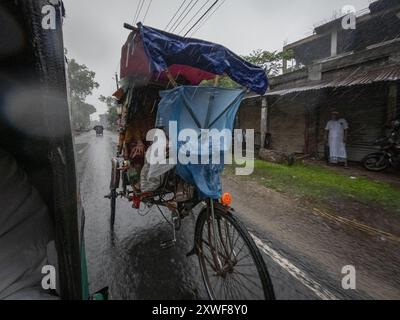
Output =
[
  {"x1": 233, "y1": 241, "x2": 248, "y2": 261},
  {"x1": 233, "y1": 270, "x2": 264, "y2": 291},
  {"x1": 235, "y1": 253, "x2": 252, "y2": 265},
  {"x1": 227, "y1": 276, "x2": 242, "y2": 300},
  {"x1": 229, "y1": 274, "x2": 262, "y2": 299},
  {"x1": 198, "y1": 241, "x2": 219, "y2": 273}
]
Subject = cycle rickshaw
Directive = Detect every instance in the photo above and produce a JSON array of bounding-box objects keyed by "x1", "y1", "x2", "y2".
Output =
[{"x1": 107, "y1": 23, "x2": 275, "y2": 300}]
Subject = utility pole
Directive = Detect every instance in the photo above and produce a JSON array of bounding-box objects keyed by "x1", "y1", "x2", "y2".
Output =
[{"x1": 261, "y1": 96, "x2": 268, "y2": 150}]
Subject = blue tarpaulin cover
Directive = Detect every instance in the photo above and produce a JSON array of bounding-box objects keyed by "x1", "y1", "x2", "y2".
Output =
[
  {"x1": 138, "y1": 23, "x2": 268, "y2": 95},
  {"x1": 156, "y1": 86, "x2": 246, "y2": 199}
]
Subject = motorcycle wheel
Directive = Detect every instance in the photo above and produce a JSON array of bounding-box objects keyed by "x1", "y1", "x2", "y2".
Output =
[{"x1": 362, "y1": 153, "x2": 389, "y2": 172}]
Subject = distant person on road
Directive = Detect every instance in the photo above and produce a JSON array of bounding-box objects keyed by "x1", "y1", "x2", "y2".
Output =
[{"x1": 325, "y1": 112, "x2": 349, "y2": 168}]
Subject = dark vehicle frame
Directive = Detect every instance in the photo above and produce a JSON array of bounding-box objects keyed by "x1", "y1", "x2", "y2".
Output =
[
  {"x1": 0, "y1": 0, "x2": 100, "y2": 300},
  {"x1": 362, "y1": 136, "x2": 400, "y2": 172},
  {"x1": 94, "y1": 125, "x2": 104, "y2": 137}
]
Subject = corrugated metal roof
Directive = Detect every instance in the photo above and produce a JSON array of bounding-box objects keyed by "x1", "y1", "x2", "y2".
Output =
[
  {"x1": 267, "y1": 65, "x2": 400, "y2": 96},
  {"x1": 266, "y1": 83, "x2": 330, "y2": 96}
]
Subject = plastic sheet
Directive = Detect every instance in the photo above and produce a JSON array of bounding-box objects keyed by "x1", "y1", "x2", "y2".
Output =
[
  {"x1": 139, "y1": 23, "x2": 268, "y2": 95},
  {"x1": 120, "y1": 23, "x2": 269, "y2": 94},
  {"x1": 156, "y1": 86, "x2": 245, "y2": 199}
]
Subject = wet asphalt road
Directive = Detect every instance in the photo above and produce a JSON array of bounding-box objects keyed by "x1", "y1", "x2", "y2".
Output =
[{"x1": 74, "y1": 131, "x2": 400, "y2": 300}]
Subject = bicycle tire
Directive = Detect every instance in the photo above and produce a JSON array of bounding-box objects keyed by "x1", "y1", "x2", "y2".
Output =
[
  {"x1": 110, "y1": 189, "x2": 117, "y2": 229},
  {"x1": 194, "y1": 203, "x2": 275, "y2": 300}
]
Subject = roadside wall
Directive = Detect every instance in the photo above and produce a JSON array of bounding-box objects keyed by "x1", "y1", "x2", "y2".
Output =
[
  {"x1": 236, "y1": 98, "x2": 262, "y2": 148},
  {"x1": 239, "y1": 81, "x2": 398, "y2": 161}
]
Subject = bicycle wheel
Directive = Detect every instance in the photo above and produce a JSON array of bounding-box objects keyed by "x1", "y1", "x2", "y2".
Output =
[
  {"x1": 109, "y1": 159, "x2": 120, "y2": 229},
  {"x1": 194, "y1": 203, "x2": 275, "y2": 300},
  {"x1": 110, "y1": 189, "x2": 117, "y2": 228},
  {"x1": 362, "y1": 153, "x2": 388, "y2": 172}
]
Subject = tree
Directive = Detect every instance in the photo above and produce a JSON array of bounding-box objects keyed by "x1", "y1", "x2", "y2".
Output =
[
  {"x1": 241, "y1": 49, "x2": 295, "y2": 76},
  {"x1": 200, "y1": 75, "x2": 241, "y2": 89},
  {"x1": 99, "y1": 95, "x2": 119, "y2": 129},
  {"x1": 70, "y1": 98, "x2": 97, "y2": 130},
  {"x1": 67, "y1": 58, "x2": 99, "y2": 130}
]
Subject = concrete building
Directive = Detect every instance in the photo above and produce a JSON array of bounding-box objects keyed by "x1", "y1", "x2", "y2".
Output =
[{"x1": 240, "y1": 0, "x2": 400, "y2": 161}]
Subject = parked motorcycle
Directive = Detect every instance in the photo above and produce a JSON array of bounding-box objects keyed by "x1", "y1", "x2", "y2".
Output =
[{"x1": 362, "y1": 136, "x2": 400, "y2": 172}]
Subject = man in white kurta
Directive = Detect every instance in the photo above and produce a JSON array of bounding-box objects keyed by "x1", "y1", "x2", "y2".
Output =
[{"x1": 325, "y1": 112, "x2": 349, "y2": 168}]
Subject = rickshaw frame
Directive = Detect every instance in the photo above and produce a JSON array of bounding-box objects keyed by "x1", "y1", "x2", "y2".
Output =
[{"x1": 108, "y1": 23, "x2": 276, "y2": 298}]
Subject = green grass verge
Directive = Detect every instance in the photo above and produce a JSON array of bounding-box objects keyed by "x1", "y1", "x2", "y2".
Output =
[{"x1": 225, "y1": 160, "x2": 400, "y2": 211}]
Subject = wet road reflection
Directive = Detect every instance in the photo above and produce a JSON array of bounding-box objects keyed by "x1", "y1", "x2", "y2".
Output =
[{"x1": 75, "y1": 131, "x2": 207, "y2": 300}]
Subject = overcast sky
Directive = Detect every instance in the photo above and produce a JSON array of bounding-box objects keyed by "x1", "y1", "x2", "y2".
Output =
[{"x1": 63, "y1": 0, "x2": 373, "y2": 119}]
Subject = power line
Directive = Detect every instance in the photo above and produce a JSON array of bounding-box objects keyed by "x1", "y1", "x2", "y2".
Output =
[
  {"x1": 190, "y1": 0, "x2": 225, "y2": 37},
  {"x1": 184, "y1": 0, "x2": 219, "y2": 37},
  {"x1": 168, "y1": 0, "x2": 194, "y2": 32},
  {"x1": 142, "y1": 0, "x2": 153, "y2": 23},
  {"x1": 189, "y1": 0, "x2": 226, "y2": 37},
  {"x1": 172, "y1": 1, "x2": 202, "y2": 33},
  {"x1": 178, "y1": 0, "x2": 212, "y2": 35},
  {"x1": 133, "y1": 0, "x2": 146, "y2": 25},
  {"x1": 165, "y1": 0, "x2": 188, "y2": 30},
  {"x1": 169, "y1": 0, "x2": 197, "y2": 33},
  {"x1": 132, "y1": 0, "x2": 143, "y2": 25},
  {"x1": 137, "y1": 0, "x2": 147, "y2": 23}
]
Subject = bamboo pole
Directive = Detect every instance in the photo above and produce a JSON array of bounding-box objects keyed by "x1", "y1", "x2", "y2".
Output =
[
  {"x1": 165, "y1": 69, "x2": 178, "y2": 88},
  {"x1": 214, "y1": 75, "x2": 220, "y2": 87}
]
